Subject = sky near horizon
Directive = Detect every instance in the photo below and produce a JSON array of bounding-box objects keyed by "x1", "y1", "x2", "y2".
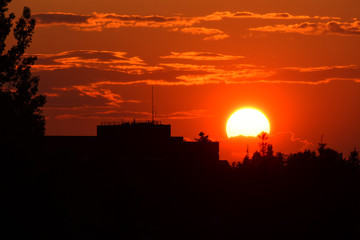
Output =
[{"x1": 7, "y1": 0, "x2": 360, "y2": 162}]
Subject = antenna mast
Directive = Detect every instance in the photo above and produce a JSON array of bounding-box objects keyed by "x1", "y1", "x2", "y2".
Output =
[{"x1": 152, "y1": 86, "x2": 154, "y2": 123}]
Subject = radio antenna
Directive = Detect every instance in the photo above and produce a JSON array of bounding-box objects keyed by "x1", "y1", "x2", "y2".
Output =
[{"x1": 152, "y1": 86, "x2": 154, "y2": 123}]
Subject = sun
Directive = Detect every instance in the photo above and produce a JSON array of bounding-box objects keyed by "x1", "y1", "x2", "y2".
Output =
[{"x1": 226, "y1": 108, "x2": 270, "y2": 138}]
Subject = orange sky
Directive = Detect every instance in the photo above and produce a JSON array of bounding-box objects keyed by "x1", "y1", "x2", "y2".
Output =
[{"x1": 8, "y1": 0, "x2": 360, "y2": 162}]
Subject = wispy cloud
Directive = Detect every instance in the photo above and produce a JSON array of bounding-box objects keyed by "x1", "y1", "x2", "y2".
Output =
[
  {"x1": 175, "y1": 69, "x2": 274, "y2": 85},
  {"x1": 34, "y1": 12, "x2": 196, "y2": 28},
  {"x1": 33, "y1": 11, "x2": 341, "y2": 40},
  {"x1": 170, "y1": 27, "x2": 229, "y2": 40},
  {"x1": 33, "y1": 50, "x2": 360, "y2": 87},
  {"x1": 250, "y1": 21, "x2": 360, "y2": 36},
  {"x1": 157, "y1": 64, "x2": 360, "y2": 86},
  {"x1": 33, "y1": 12, "x2": 91, "y2": 24},
  {"x1": 54, "y1": 110, "x2": 151, "y2": 120},
  {"x1": 280, "y1": 65, "x2": 358, "y2": 72},
  {"x1": 34, "y1": 11, "x2": 338, "y2": 28},
  {"x1": 52, "y1": 109, "x2": 209, "y2": 121},
  {"x1": 157, "y1": 110, "x2": 211, "y2": 120},
  {"x1": 201, "y1": 11, "x2": 338, "y2": 21},
  {"x1": 159, "y1": 63, "x2": 217, "y2": 71},
  {"x1": 33, "y1": 50, "x2": 162, "y2": 73},
  {"x1": 161, "y1": 51, "x2": 244, "y2": 61},
  {"x1": 43, "y1": 92, "x2": 60, "y2": 97},
  {"x1": 55, "y1": 82, "x2": 141, "y2": 107}
]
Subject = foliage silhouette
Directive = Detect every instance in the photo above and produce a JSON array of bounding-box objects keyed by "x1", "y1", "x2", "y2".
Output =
[
  {"x1": 0, "y1": 0, "x2": 46, "y2": 139},
  {"x1": 195, "y1": 131, "x2": 211, "y2": 143},
  {"x1": 348, "y1": 148, "x2": 359, "y2": 166},
  {"x1": 257, "y1": 131, "x2": 268, "y2": 156}
]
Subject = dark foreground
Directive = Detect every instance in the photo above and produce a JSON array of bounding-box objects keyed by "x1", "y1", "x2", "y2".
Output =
[{"x1": 2, "y1": 142, "x2": 360, "y2": 239}]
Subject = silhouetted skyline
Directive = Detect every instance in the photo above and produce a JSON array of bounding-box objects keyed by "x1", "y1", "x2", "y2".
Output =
[
  {"x1": 2, "y1": 1, "x2": 360, "y2": 239},
  {"x1": 5, "y1": 0, "x2": 360, "y2": 162}
]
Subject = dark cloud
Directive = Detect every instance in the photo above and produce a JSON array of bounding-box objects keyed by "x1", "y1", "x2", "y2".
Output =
[
  {"x1": 161, "y1": 51, "x2": 244, "y2": 60},
  {"x1": 105, "y1": 14, "x2": 178, "y2": 23},
  {"x1": 33, "y1": 12, "x2": 90, "y2": 24},
  {"x1": 32, "y1": 11, "x2": 340, "y2": 41},
  {"x1": 250, "y1": 21, "x2": 360, "y2": 36}
]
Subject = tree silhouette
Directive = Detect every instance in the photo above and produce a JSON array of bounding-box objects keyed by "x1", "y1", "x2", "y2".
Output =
[
  {"x1": 0, "y1": 1, "x2": 46, "y2": 138},
  {"x1": 318, "y1": 142, "x2": 327, "y2": 157},
  {"x1": 266, "y1": 144, "x2": 274, "y2": 157},
  {"x1": 252, "y1": 151, "x2": 261, "y2": 163},
  {"x1": 243, "y1": 154, "x2": 250, "y2": 166},
  {"x1": 195, "y1": 132, "x2": 211, "y2": 143},
  {"x1": 257, "y1": 131, "x2": 268, "y2": 156},
  {"x1": 348, "y1": 148, "x2": 359, "y2": 166}
]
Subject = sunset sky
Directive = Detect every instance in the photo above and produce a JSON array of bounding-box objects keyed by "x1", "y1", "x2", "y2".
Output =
[{"x1": 8, "y1": 0, "x2": 360, "y2": 162}]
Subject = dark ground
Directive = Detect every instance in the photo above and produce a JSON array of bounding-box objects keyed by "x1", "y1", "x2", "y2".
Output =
[{"x1": 2, "y1": 142, "x2": 360, "y2": 239}]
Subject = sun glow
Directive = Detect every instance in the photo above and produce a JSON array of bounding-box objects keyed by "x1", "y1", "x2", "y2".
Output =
[{"x1": 226, "y1": 108, "x2": 270, "y2": 138}]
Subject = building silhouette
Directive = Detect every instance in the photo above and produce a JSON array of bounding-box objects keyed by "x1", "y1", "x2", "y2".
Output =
[{"x1": 42, "y1": 121, "x2": 222, "y2": 166}]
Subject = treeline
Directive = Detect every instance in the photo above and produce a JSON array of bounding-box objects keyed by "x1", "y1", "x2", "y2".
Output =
[
  {"x1": 2, "y1": 139, "x2": 360, "y2": 239},
  {"x1": 232, "y1": 141, "x2": 359, "y2": 172}
]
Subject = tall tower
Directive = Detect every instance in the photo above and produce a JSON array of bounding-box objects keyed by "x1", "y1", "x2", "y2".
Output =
[{"x1": 152, "y1": 86, "x2": 154, "y2": 123}]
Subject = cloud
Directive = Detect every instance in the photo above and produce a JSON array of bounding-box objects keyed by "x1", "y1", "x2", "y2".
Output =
[
  {"x1": 161, "y1": 64, "x2": 360, "y2": 86},
  {"x1": 33, "y1": 11, "x2": 341, "y2": 40},
  {"x1": 33, "y1": 50, "x2": 360, "y2": 88},
  {"x1": 52, "y1": 109, "x2": 209, "y2": 121},
  {"x1": 161, "y1": 51, "x2": 244, "y2": 61},
  {"x1": 33, "y1": 12, "x2": 91, "y2": 24},
  {"x1": 33, "y1": 12, "x2": 198, "y2": 31},
  {"x1": 159, "y1": 63, "x2": 217, "y2": 72},
  {"x1": 280, "y1": 65, "x2": 358, "y2": 72},
  {"x1": 34, "y1": 11, "x2": 329, "y2": 29},
  {"x1": 170, "y1": 27, "x2": 229, "y2": 40},
  {"x1": 267, "y1": 65, "x2": 360, "y2": 84},
  {"x1": 34, "y1": 12, "x2": 196, "y2": 27},
  {"x1": 54, "y1": 82, "x2": 141, "y2": 107},
  {"x1": 202, "y1": 11, "x2": 327, "y2": 21},
  {"x1": 54, "y1": 110, "x2": 151, "y2": 120},
  {"x1": 33, "y1": 50, "x2": 162, "y2": 73},
  {"x1": 44, "y1": 92, "x2": 60, "y2": 97},
  {"x1": 272, "y1": 132, "x2": 313, "y2": 152},
  {"x1": 158, "y1": 110, "x2": 211, "y2": 120},
  {"x1": 250, "y1": 21, "x2": 360, "y2": 36},
  {"x1": 175, "y1": 69, "x2": 274, "y2": 85}
]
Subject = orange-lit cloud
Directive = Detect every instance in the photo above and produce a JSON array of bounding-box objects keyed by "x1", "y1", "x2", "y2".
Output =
[
  {"x1": 250, "y1": 21, "x2": 360, "y2": 36},
  {"x1": 273, "y1": 132, "x2": 312, "y2": 151},
  {"x1": 33, "y1": 50, "x2": 162, "y2": 73},
  {"x1": 170, "y1": 27, "x2": 229, "y2": 40},
  {"x1": 161, "y1": 51, "x2": 244, "y2": 61},
  {"x1": 54, "y1": 82, "x2": 141, "y2": 107},
  {"x1": 52, "y1": 109, "x2": 209, "y2": 122},
  {"x1": 157, "y1": 110, "x2": 211, "y2": 120},
  {"x1": 268, "y1": 65, "x2": 360, "y2": 84},
  {"x1": 33, "y1": 11, "x2": 340, "y2": 40},
  {"x1": 280, "y1": 65, "x2": 358, "y2": 72},
  {"x1": 201, "y1": 11, "x2": 337, "y2": 21},
  {"x1": 34, "y1": 11, "x2": 338, "y2": 28},
  {"x1": 44, "y1": 93, "x2": 60, "y2": 97},
  {"x1": 159, "y1": 63, "x2": 217, "y2": 71},
  {"x1": 34, "y1": 12, "x2": 196, "y2": 28},
  {"x1": 34, "y1": 50, "x2": 360, "y2": 89},
  {"x1": 54, "y1": 110, "x2": 151, "y2": 120}
]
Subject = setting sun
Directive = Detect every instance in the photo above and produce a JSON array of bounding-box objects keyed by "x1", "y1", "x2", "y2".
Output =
[{"x1": 226, "y1": 108, "x2": 270, "y2": 138}]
